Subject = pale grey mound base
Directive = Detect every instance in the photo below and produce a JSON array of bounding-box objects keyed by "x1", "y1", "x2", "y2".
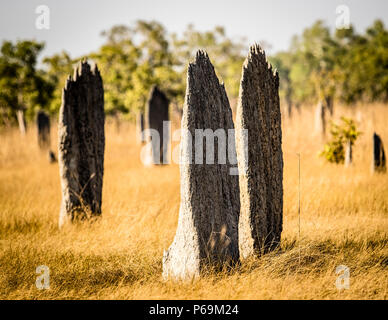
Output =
[
  {"x1": 58, "y1": 61, "x2": 105, "y2": 228},
  {"x1": 235, "y1": 44, "x2": 283, "y2": 259},
  {"x1": 163, "y1": 51, "x2": 240, "y2": 280}
]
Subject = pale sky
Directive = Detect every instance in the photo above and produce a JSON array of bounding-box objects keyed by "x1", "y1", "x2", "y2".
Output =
[{"x1": 0, "y1": 0, "x2": 387, "y2": 60}]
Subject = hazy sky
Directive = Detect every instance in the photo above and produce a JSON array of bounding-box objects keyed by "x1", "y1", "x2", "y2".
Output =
[{"x1": 1, "y1": 0, "x2": 388, "y2": 60}]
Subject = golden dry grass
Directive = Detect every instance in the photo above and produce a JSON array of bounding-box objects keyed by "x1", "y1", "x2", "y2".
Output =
[{"x1": 0, "y1": 104, "x2": 387, "y2": 300}]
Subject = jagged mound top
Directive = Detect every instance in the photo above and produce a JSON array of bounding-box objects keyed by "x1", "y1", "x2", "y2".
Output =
[
  {"x1": 184, "y1": 50, "x2": 230, "y2": 115},
  {"x1": 149, "y1": 85, "x2": 169, "y2": 103},
  {"x1": 244, "y1": 44, "x2": 278, "y2": 80},
  {"x1": 191, "y1": 50, "x2": 211, "y2": 66},
  {"x1": 187, "y1": 50, "x2": 217, "y2": 80},
  {"x1": 65, "y1": 59, "x2": 101, "y2": 89}
]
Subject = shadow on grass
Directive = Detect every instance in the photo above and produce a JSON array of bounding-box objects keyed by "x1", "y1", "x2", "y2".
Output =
[
  {"x1": 1, "y1": 235, "x2": 386, "y2": 297},
  {"x1": 0, "y1": 219, "x2": 43, "y2": 235},
  {"x1": 196, "y1": 236, "x2": 388, "y2": 281},
  {"x1": 0, "y1": 248, "x2": 161, "y2": 297}
]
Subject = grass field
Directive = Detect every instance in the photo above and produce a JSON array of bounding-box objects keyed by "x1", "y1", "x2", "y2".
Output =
[{"x1": 0, "y1": 104, "x2": 387, "y2": 299}]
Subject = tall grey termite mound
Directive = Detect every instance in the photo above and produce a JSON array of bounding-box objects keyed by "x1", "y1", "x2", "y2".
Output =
[
  {"x1": 163, "y1": 51, "x2": 240, "y2": 280},
  {"x1": 372, "y1": 133, "x2": 386, "y2": 173},
  {"x1": 235, "y1": 44, "x2": 283, "y2": 259},
  {"x1": 58, "y1": 60, "x2": 105, "y2": 227},
  {"x1": 37, "y1": 111, "x2": 50, "y2": 150},
  {"x1": 146, "y1": 86, "x2": 169, "y2": 164}
]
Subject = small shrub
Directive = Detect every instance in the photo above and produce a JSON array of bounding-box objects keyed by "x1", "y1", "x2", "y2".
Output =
[{"x1": 320, "y1": 117, "x2": 362, "y2": 164}]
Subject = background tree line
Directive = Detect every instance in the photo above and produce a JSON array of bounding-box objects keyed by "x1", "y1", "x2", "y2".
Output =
[
  {"x1": 271, "y1": 19, "x2": 388, "y2": 116},
  {"x1": 1, "y1": 19, "x2": 387, "y2": 130}
]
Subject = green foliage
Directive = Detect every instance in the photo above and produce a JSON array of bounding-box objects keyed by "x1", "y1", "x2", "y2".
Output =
[
  {"x1": 91, "y1": 21, "x2": 181, "y2": 118},
  {"x1": 0, "y1": 40, "x2": 54, "y2": 125},
  {"x1": 1, "y1": 18, "x2": 388, "y2": 126},
  {"x1": 272, "y1": 19, "x2": 388, "y2": 107},
  {"x1": 91, "y1": 22, "x2": 246, "y2": 118},
  {"x1": 171, "y1": 25, "x2": 246, "y2": 100},
  {"x1": 320, "y1": 117, "x2": 362, "y2": 164},
  {"x1": 42, "y1": 51, "x2": 74, "y2": 115}
]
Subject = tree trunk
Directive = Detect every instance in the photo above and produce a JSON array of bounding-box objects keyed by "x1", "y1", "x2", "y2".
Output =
[
  {"x1": 136, "y1": 112, "x2": 145, "y2": 144},
  {"x1": 315, "y1": 100, "x2": 326, "y2": 137},
  {"x1": 325, "y1": 95, "x2": 334, "y2": 116},
  {"x1": 345, "y1": 140, "x2": 352, "y2": 167},
  {"x1": 16, "y1": 110, "x2": 27, "y2": 135}
]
